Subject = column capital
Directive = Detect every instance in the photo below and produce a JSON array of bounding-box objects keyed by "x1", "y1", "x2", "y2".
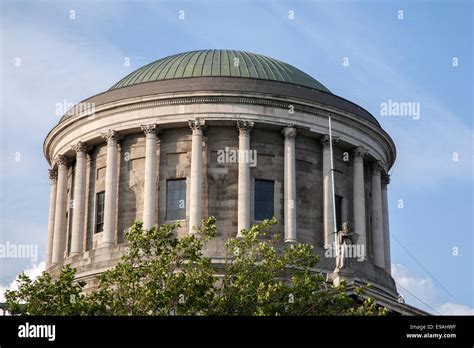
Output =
[
  {"x1": 282, "y1": 126, "x2": 297, "y2": 140},
  {"x1": 54, "y1": 154, "x2": 69, "y2": 166},
  {"x1": 188, "y1": 118, "x2": 206, "y2": 132},
  {"x1": 320, "y1": 134, "x2": 339, "y2": 148},
  {"x1": 141, "y1": 123, "x2": 161, "y2": 136},
  {"x1": 48, "y1": 169, "x2": 58, "y2": 183},
  {"x1": 101, "y1": 129, "x2": 122, "y2": 143},
  {"x1": 71, "y1": 141, "x2": 90, "y2": 154},
  {"x1": 382, "y1": 173, "x2": 391, "y2": 186},
  {"x1": 353, "y1": 146, "x2": 368, "y2": 159},
  {"x1": 371, "y1": 160, "x2": 385, "y2": 174},
  {"x1": 236, "y1": 120, "x2": 254, "y2": 136}
]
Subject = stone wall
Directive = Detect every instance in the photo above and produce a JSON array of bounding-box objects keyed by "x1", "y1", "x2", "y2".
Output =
[
  {"x1": 57, "y1": 123, "x2": 393, "y2": 292},
  {"x1": 157, "y1": 127, "x2": 192, "y2": 237},
  {"x1": 117, "y1": 134, "x2": 145, "y2": 242},
  {"x1": 70, "y1": 124, "x2": 370, "y2": 257}
]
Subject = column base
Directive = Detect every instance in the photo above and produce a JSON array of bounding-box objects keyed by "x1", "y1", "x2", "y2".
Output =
[
  {"x1": 330, "y1": 268, "x2": 356, "y2": 287},
  {"x1": 284, "y1": 238, "x2": 298, "y2": 244},
  {"x1": 143, "y1": 224, "x2": 155, "y2": 230}
]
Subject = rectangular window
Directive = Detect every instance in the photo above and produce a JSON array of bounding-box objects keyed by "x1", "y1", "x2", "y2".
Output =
[
  {"x1": 254, "y1": 179, "x2": 274, "y2": 221},
  {"x1": 95, "y1": 191, "x2": 105, "y2": 233},
  {"x1": 335, "y1": 194, "x2": 343, "y2": 232},
  {"x1": 166, "y1": 179, "x2": 186, "y2": 221}
]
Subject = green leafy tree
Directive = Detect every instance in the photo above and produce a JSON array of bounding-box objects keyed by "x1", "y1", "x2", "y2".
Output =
[
  {"x1": 5, "y1": 265, "x2": 88, "y2": 315},
  {"x1": 6, "y1": 217, "x2": 387, "y2": 316},
  {"x1": 87, "y1": 219, "x2": 217, "y2": 315},
  {"x1": 210, "y1": 217, "x2": 386, "y2": 315}
]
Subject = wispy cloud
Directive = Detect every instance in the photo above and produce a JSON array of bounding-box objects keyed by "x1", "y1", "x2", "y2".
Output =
[
  {"x1": 277, "y1": 1, "x2": 473, "y2": 188},
  {"x1": 1, "y1": 15, "x2": 126, "y2": 286},
  {"x1": 392, "y1": 263, "x2": 473, "y2": 315},
  {"x1": 437, "y1": 302, "x2": 474, "y2": 315}
]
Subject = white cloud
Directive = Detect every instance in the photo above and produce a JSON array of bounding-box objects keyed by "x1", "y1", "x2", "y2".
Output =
[
  {"x1": 392, "y1": 263, "x2": 437, "y2": 306},
  {"x1": 0, "y1": 262, "x2": 45, "y2": 302},
  {"x1": 392, "y1": 263, "x2": 473, "y2": 315},
  {"x1": 437, "y1": 302, "x2": 474, "y2": 315}
]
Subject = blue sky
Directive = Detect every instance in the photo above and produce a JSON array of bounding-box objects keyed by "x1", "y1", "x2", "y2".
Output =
[{"x1": 1, "y1": 0, "x2": 472, "y2": 314}]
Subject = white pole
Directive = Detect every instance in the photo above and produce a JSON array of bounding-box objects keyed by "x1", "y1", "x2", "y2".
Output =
[{"x1": 328, "y1": 117, "x2": 338, "y2": 251}]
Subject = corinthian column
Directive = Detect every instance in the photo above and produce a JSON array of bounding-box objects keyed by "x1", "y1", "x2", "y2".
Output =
[
  {"x1": 141, "y1": 124, "x2": 160, "y2": 229},
  {"x1": 188, "y1": 118, "x2": 205, "y2": 234},
  {"x1": 352, "y1": 147, "x2": 368, "y2": 259},
  {"x1": 52, "y1": 155, "x2": 69, "y2": 264},
  {"x1": 283, "y1": 126, "x2": 297, "y2": 243},
  {"x1": 101, "y1": 130, "x2": 120, "y2": 246},
  {"x1": 321, "y1": 135, "x2": 338, "y2": 248},
  {"x1": 46, "y1": 169, "x2": 57, "y2": 268},
  {"x1": 382, "y1": 174, "x2": 391, "y2": 274},
  {"x1": 70, "y1": 141, "x2": 89, "y2": 255},
  {"x1": 236, "y1": 120, "x2": 254, "y2": 237},
  {"x1": 371, "y1": 161, "x2": 385, "y2": 269}
]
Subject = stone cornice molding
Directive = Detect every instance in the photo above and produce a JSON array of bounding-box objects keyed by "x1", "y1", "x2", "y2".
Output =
[
  {"x1": 60, "y1": 95, "x2": 378, "y2": 127},
  {"x1": 45, "y1": 95, "x2": 395, "y2": 161},
  {"x1": 54, "y1": 95, "x2": 389, "y2": 149},
  {"x1": 44, "y1": 96, "x2": 395, "y2": 170}
]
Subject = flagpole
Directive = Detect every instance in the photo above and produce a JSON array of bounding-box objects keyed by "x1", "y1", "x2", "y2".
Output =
[{"x1": 328, "y1": 117, "x2": 339, "y2": 253}]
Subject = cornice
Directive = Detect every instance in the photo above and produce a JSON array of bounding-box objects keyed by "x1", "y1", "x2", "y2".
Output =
[{"x1": 44, "y1": 94, "x2": 396, "y2": 168}]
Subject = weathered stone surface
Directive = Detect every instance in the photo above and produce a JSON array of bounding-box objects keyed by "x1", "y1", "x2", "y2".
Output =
[{"x1": 44, "y1": 61, "x2": 398, "y2": 298}]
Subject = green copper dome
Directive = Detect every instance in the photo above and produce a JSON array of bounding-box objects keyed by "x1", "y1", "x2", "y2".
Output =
[{"x1": 109, "y1": 50, "x2": 331, "y2": 93}]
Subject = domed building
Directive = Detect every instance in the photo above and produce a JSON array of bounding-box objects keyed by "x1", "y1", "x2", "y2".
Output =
[{"x1": 43, "y1": 49, "x2": 423, "y2": 315}]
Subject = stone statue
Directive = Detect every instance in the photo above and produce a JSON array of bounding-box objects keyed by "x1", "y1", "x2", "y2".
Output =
[{"x1": 335, "y1": 222, "x2": 353, "y2": 270}]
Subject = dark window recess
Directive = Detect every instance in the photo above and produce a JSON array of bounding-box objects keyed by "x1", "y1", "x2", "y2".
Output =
[
  {"x1": 166, "y1": 179, "x2": 186, "y2": 220},
  {"x1": 254, "y1": 180, "x2": 274, "y2": 221},
  {"x1": 66, "y1": 211, "x2": 72, "y2": 254},
  {"x1": 335, "y1": 194, "x2": 343, "y2": 232},
  {"x1": 96, "y1": 191, "x2": 105, "y2": 233},
  {"x1": 68, "y1": 201, "x2": 74, "y2": 253}
]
